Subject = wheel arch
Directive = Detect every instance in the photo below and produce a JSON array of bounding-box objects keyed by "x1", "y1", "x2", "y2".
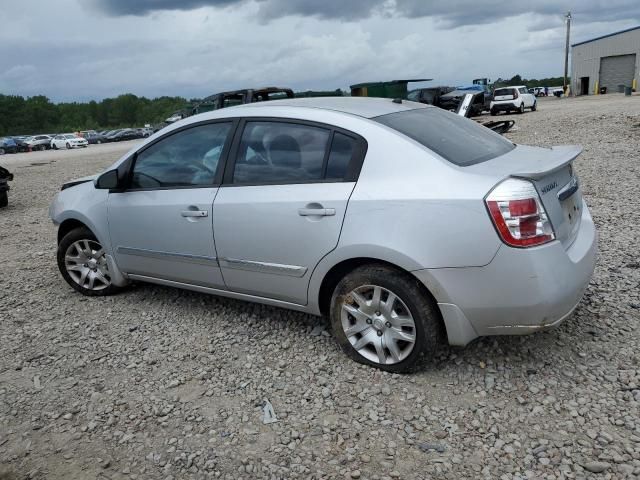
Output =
[
  {"x1": 315, "y1": 256, "x2": 442, "y2": 322},
  {"x1": 57, "y1": 218, "x2": 92, "y2": 244}
]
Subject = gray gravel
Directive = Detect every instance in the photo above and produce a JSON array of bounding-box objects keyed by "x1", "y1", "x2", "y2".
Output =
[{"x1": 1, "y1": 94, "x2": 639, "y2": 479}]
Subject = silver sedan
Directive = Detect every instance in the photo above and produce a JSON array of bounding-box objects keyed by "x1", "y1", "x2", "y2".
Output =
[{"x1": 49, "y1": 97, "x2": 597, "y2": 372}]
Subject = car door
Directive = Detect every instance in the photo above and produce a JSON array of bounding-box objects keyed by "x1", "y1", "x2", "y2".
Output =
[
  {"x1": 212, "y1": 119, "x2": 366, "y2": 304},
  {"x1": 107, "y1": 121, "x2": 235, "y2": 288}
]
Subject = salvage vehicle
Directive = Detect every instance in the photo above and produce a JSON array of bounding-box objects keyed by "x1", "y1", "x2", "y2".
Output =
[
  {"x1": 0, "y1": 165, "x2": 13, "y2": 207},
  {"x1": 439, "y1": 87, "x2": 491, "y2": 115},
  {"x1": 50, "y1": 97, "x2": 597, "y2": 372},
  {"x1": 51, "y1": 134, "x2": 89, "y2": 149},
  {"x1": 191, "y1": 87, "x2": 295, "y2": 115},
  {"x1": 25, "y1": 135, "x2": 52, "y2": 151},
  {"x1": 0, "y1": 137, "x2": 18, "y2": 155},
  {"x1": 490, "y1": 86, "x2": 537, "y2": 115},
  {"x1": 406, "y1": 86, "x2": 455, "y2": 106},
  {"x1": 12, "y1": 137, "x2": 30, "y2": 152}
]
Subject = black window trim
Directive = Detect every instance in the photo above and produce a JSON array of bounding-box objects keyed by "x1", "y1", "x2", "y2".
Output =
[
  {"x1": 221, "y1": 116, "x2": 368, "y2": 187},
  {"x1": 117, "y1": 118, "x2": 240, "y2": 193}
]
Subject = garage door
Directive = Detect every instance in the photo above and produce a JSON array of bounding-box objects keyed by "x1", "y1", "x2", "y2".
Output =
[{"x1": 599, "y1": 54, "x2": 636, "y2": 90}]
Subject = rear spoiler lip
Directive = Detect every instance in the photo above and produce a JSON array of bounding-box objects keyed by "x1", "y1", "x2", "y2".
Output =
[{"x1": 511, "y1": 145, "x2": 582, "y2": 180}]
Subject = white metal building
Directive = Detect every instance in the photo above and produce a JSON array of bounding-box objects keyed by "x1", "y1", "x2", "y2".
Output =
[{"x1": 571, "y1": 26, "x2": 640, "y2": 95}]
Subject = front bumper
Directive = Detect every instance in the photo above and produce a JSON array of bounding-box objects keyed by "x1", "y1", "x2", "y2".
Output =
[{"x1": 414, "y1": 201, "x2": 597, "y2": 346}]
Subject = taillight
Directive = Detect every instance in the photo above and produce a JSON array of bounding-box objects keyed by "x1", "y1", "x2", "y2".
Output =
[{"x1": 485, "y1": 178, "x2": 555, "y2": 248}]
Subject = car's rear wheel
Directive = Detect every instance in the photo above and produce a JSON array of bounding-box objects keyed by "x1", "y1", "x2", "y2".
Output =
[
  {"x1": 330, "y1": 264, "x2": 442, "y2": 373},
  {"x1": 531, "y1": 101, "x2": 537, "y2": 111},
  {"x1": 57, "y1": 227, "x2": 120, "y2": 296},
  {"x1": 518, "y1": 103, "x2": 525, "y2": 114},
  {"x1": 39, "y1": 144, "x2": 46, "y2": 151}
]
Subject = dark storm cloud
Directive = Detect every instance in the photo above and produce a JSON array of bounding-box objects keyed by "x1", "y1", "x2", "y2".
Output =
[
  {"x1": 93, "y1": 0, "x2": 640, "y2": 26},
  {"x1": 394, "y1": 0, "x2": 640, "y2": 27},
  {"x1": 93, "y1": 0, "x2": 247, "y2": 15}
]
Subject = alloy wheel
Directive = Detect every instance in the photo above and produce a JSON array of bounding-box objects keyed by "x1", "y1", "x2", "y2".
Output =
[
  {"x1": 340, "y1": 285, "x2": 417, "y2": 365},
  {"x1": 64, "y1": 239, "x2": 111, "y2": 291}
]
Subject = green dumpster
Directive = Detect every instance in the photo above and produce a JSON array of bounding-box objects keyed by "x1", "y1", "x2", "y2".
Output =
[{"x1": 350, "y1": 79, "x2": 432, "y2": 99}]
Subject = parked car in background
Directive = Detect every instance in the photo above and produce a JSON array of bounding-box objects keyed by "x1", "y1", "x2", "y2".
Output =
[
  {"x1": 136, "y1": 127, "x2": 153, "y2": 138},
  {"x1": 25, "y1": 135, "x2": 52, "y2": 151},
  {"x1": 11, "y1": 137, "x2": 30, "y2": 152},
  {"x1": 50, "y1": 97, "x2": 596, "y2": 372},
  {"x1": 81, "y1": 132, "x2": 107, "y2": 144},
  {"x1": 108, "y1": 129, "x2": 142, "y2": 142},
  {"x1": 0, "y1": 137, "x2": 18, "y2": 154},
  {"x1": 490, "y1": 86, "x2": 537, "y2": 115},
  {"x1": 51, "y1": 134, "x2": 89, "y2": 149}
]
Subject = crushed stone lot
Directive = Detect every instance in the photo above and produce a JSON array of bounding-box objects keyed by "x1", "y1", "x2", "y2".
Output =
[{"x1": 1, "y1": 95, "x2": 639, "y2": 479}]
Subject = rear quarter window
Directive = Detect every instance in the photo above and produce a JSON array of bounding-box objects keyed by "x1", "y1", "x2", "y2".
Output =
[{"x1": 374, "y1": 107, "x2": 515, "y2": 166}]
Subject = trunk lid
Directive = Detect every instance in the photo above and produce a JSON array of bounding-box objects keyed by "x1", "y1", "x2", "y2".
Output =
[{"x1": 469, "y1": 144, "x2": 584, "y2": 248}]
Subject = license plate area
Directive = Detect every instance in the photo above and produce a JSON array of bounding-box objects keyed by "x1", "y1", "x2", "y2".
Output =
[{"x1": 561, "y1": 189, "x2": 581, "y2": 234}]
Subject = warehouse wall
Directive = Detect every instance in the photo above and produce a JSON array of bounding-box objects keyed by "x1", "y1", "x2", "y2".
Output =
[{"x1": 571, "y1": 28, "x2": 640, "y2": 95}]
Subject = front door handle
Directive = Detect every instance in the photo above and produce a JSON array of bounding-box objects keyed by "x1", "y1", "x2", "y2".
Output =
[
  {"x1": 298, "y1": 207, "x2": 336, "y2": 217},
  {"x1": 181, "y1": 210, "x2": 208, "y2": 218}
]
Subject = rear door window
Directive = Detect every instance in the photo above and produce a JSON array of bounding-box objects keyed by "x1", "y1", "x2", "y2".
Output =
[
  {"x1": 232, "y1": 122, "x2": 331, "y2": 184},
  {"x1": 374, "y1": 107, "x2": 515, "y2": 166}
]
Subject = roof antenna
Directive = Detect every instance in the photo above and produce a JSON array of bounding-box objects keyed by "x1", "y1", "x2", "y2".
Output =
[{"x1": 392, "y1": 98, "x2": 403, "y2": 104}]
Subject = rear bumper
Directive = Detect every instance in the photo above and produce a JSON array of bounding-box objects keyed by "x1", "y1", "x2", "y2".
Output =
[
  {"x1": 491, "y1": 102, "x2": 519, "y2": 111},
  {"x1": 414, "y1": 201, "x2": 597, "y2": 346}
]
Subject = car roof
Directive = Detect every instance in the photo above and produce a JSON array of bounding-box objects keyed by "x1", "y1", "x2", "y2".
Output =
[{"x1": 232, "y1": 96, "x2": 429, "y2": 119}]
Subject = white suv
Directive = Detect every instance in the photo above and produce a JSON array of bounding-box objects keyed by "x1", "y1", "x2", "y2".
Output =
[{"x1": 490, "y1": 86, "x2": 536, "y2": 115}]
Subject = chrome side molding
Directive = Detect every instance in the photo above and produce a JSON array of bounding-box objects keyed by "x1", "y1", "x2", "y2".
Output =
[
  {"x1": 219, "y1": 257, "x2": 308, "y2": 277},
  {"x1": 117, "y1": 246, "x2": 217, "y2": 266}
]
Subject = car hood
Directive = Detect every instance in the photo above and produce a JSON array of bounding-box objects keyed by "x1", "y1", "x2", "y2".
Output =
[{"x1": 61, "y1": 174, "x2": 97, "y2": 190}]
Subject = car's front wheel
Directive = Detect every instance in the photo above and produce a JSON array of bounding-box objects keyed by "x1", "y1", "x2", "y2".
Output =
[
  {"x1": 66, "y1": 142, "x2": 71, "y2": 149},
  {"x1": 330, "y1": 264, "x2": 443, "y2": 373},
  {"x1": 39, "y1": 144, "x2": 46, "y2": 151},
  {"x1": 57, "y1": 227, "x2": 120, "y2": 296},
  {"x1": 531, "y1": 101, "x2": 537, "y2": 111},
  {"x1": 52, "y1": 143, "x2": 58, "y2": 150}
]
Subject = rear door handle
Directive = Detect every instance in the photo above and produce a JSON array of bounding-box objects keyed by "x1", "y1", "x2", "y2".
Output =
[
  {"x1": 181, "y1": 210, "x2": 208, "y2": 218},
  {"x1": 298, "y1": 208, "x2": 336, "y2": 217}
]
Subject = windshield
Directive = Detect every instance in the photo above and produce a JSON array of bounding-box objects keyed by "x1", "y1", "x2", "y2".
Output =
[{"x1": 374, "y1": 107, "x2": 515, "y2": 166}]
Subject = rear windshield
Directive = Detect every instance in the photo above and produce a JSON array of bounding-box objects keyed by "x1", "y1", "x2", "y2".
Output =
[
  {"x1": 374, "y1": 107, "x2": 515, "y2": 166},
  {"x1": 494, "y1": 88, "x2": 514, "y2": 96}
]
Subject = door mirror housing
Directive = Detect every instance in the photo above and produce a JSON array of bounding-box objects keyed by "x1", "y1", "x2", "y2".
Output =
[{"x1": 95, "y1": 169, "x2": 120, "y2": 190}]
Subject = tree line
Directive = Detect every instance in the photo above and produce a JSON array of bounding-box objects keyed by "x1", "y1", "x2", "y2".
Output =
[
  {"x1": 493, "y1": 74, "x2": 567, "y2": 88},
  {"x1": 0, "y1": 94, "x2": 188, "y2": 136}
]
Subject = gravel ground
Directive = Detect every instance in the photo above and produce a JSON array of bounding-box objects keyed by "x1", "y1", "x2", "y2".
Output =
[{"x1": 1, "y1": 94, "x2": 639, "y2": 480}]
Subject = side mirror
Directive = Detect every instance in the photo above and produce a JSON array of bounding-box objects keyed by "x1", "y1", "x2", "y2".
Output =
[{"x1": 95, "y1": 169, "x2": 120, "y2": 190}]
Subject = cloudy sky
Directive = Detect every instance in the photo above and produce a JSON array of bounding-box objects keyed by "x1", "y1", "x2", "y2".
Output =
[{"x1": 1, "y1": 0, "x2": 639, "y2": 102}]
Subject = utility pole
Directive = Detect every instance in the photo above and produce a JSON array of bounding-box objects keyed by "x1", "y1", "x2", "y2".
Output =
[{"x1": 564, "y1": 11, "x2": 572, "y2": 94}]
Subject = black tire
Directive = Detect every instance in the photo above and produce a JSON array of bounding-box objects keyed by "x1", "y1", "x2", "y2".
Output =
[
  {"x1": 0, "y1": 148, "x2": 4, "y2": 155},
  {"x1": 39, "y1": 144, "x2": 46, "y2": 151},
  {"x1": 0, "y1": 191, "x2": 7, "y2": 208},
  {"x1": 531, "y1": 101, "x2": 537, "y2": 111},
  {"x1": 330, "y1": 264, "x2": 444, "y2": 373},
  {"x1": 52, "y1": 143, "x2": 58, "y2": 150},
  {"x1": 57, "y1": 227, "x2": 120, "y2": 296},
  {"x1": 490, "y1": 108, "x2": 497, "y2": 116},
  {"x1": 66, "y1": 142, "x2": 71, "y2": 149},
  {"x1": 518, "y1": 103, "x2": 525, "y2": 114}
]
